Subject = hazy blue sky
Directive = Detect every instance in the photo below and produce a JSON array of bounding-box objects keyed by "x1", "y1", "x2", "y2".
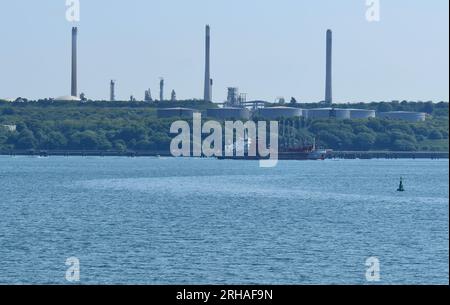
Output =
[{"x1": 0, "y1": 0, "x2": 448, "y2": 103}]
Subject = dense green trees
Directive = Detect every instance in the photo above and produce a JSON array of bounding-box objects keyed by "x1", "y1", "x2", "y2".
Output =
[
  {"x1": 16, "y1": 129, "x2": 37, "y2": 149},
  {"x1": 298, "y1": 117, "x2": 447, "y2": 151},
  {"x1": 0, "y1": 100, "x2": 448, "y2": 152}
]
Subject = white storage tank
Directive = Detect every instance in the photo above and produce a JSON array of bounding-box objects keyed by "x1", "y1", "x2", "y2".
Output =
[
  {"x1": 331, "y1": 108, "x2": 351, "y2": 119},
  {"x1": 258, "y1": 106, "x2": 303, "y2": 119},
  {"x1": 306, "y1": 108, "x2": 350, "y2": 119},
  {"x1": 206, "y1": 107, "x2": 250, "y2": 120},
  {"x1": 54, "y1": 95, "x2": 81, "y2": 102},
  {"x1": 349, "y1": 109, "x2": 376, "y2": 119},
  {"x1": 157, "y1": 107, "x2": 197, "y2": 119},
  {"x1": 305, "y1": 108, "x2": 332, "y2": 119},
  {"x1": 378, "y1": 111, "x2": 426, "y2": 122}
]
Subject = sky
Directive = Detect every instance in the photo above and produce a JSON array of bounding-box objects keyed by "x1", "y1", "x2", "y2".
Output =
[{"x1": 0, "y1": 0, "x2": 448, "y2": 103}]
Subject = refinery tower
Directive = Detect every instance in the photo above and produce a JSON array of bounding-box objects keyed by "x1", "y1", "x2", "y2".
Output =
[
  {"x1": 71, "y1": 27, "x2": 78, "y2": 98},
  {"x1": 325, "y1": 29, "x2": 332, "y2": 105},
  {"x1": 203, "y1": 25, "x2": 212, "y2": 102}
]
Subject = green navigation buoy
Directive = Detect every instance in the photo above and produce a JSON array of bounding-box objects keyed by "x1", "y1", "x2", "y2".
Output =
[{"x1": 397, "y1": 177, "x2": 405, "y2": 192}]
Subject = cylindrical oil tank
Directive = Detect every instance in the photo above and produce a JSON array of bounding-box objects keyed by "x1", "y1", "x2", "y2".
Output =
[
  {"x1": 157, "y1": 107, "x2": 196, "y2": 119},
  {"x1": 378, "y1": 111, "x2": 426, "y2": 122},
  {"x1": 306, "y1": 108, "x2": 351, "y2": 119},
  {"x1": 331, "y1": 109, "x2": 351, "y2": 119},
  {"x1": 349, "y1": 109, "x2": 376, "y2": 119},
  {"x1": 206, "y1": 107, "x2": 250, "y2": 120},
  {"x1": 305, "y1": 108, "x2": 331, "y2": 119},
  {"x1": 258, "y1": 107, "x2": 303, "y2": 119}
]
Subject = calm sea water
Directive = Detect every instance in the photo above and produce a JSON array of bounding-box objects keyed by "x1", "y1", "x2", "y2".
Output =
[{"x1": 0, "y1": 156, "x2": 448, "y2": 284}]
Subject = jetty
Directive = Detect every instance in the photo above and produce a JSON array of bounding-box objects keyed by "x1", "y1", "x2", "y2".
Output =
[{"x1": 1, "y1": 149, "x2": 448, "y2": 160}]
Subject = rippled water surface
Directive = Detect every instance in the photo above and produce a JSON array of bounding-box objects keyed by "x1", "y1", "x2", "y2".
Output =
[{"x1": 0, "y1": 157, "x2": 448, "y2": 284}]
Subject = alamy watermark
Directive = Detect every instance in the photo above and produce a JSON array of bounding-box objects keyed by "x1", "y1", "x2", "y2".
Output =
[
  {"x1": 65, "y1": 257, "x2": 80, "y2": 282},
  {"x1": 366, "y1": 0, "x2": 381, "y2": 22},
  {"x1": 365, "y1": 257, "x2": 381, "y2": 282},
  {"x1": 66, "y1": 0, "x2": 80, "y2": 22},
  {"x1": 170, "y1": 113, "x2": 279, "y2": 168}
]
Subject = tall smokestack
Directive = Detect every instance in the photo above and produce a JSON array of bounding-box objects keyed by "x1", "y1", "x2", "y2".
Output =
[
  {"x1": 110, "y1": 80, "x2": 116, "y2": 101},
  {"x1": 203, "y1": 25, "x2": 212, "y2": 102},
  {"x1": 71, "y1": 27, "x2": 78, "y2": 97},
  {"x1": 160, "y1": 78, "x2": 164, "y2": 101},
  {"x1": 325, "y1": 29, "x2": 332, "y2": 105}
]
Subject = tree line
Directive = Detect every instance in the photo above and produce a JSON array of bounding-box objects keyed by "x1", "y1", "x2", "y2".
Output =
[{"x1": 0, "y1": 101, "x2": 448, "y2": 152}]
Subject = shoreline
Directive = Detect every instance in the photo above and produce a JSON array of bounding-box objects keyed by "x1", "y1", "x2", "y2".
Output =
[{"x1": 1, "y1": 150, "x2": 448, "y2": 160}]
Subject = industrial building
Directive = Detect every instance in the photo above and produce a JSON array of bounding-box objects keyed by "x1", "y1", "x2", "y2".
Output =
[
  {"x1": 157, "y1": 108, "x2": 198, "y2": 119},
  {"x1": 205, "y1": 86, "x2": 250, "y2": 120},
  {"x1": 378, "y1": 111, "x2": 426, "y2": 122},
  {"x1": 258, "y1": 106, "x2": 303, "y2": 119},
  {"x1": 349, "y1": 109, "x2": 376, "y2": 119},
  {"x1": 224, "y1": 87, "x2": 247, "y2": 108},
  {"x1": 206, "y1": 107, "x2": 250, "y2": 120}
]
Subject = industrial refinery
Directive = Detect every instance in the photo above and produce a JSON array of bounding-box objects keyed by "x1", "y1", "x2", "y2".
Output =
[
  {"x1": 159, "y1": 27, "x2": 426, "y2": 122},
  {"x1": 3, "y1": 25, "x2": 427, "y2": 123}
]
